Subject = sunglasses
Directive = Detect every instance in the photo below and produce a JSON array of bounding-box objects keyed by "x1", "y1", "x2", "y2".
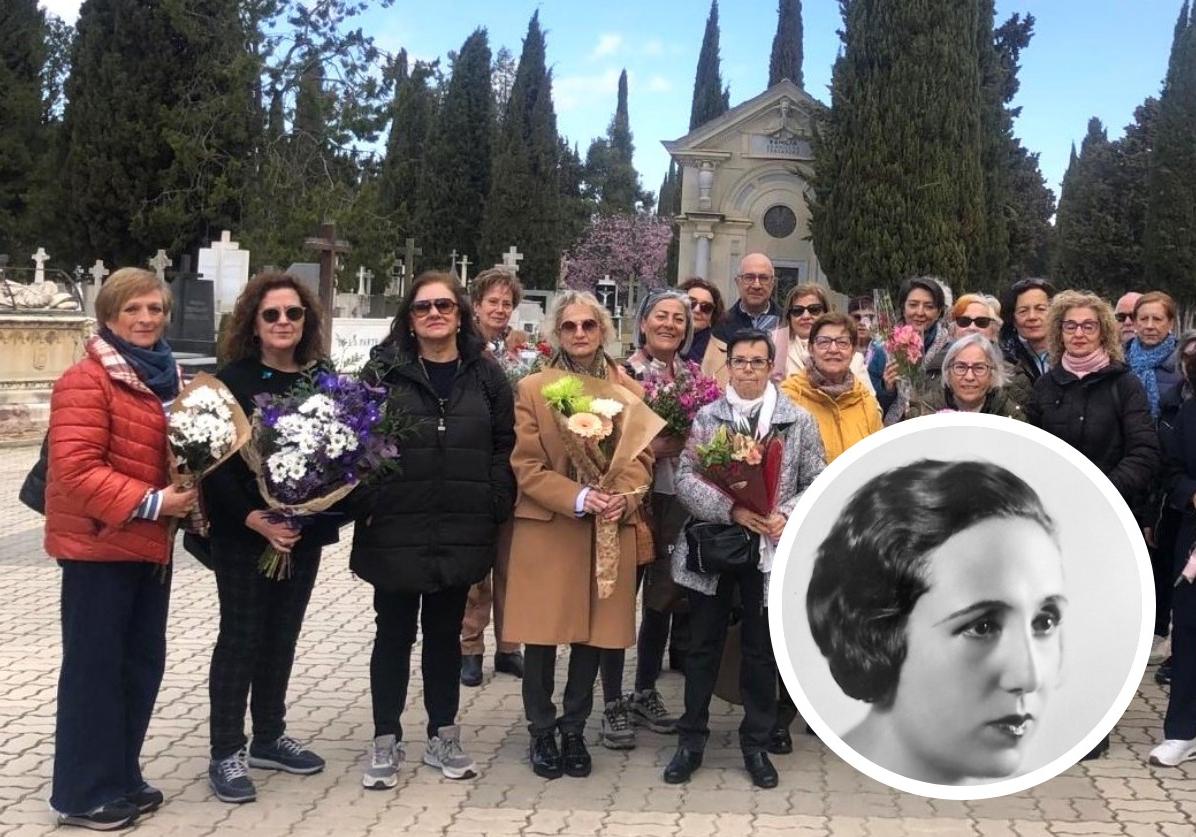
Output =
[
  {"x1": 789, "y1": 304, "x2": 826, "y2": 318},
  {"x1": 1114, "y1": 312, "x2": 1133, "y2": 323},
  {"x1": 955, "y1": 315, "x2": 994, "y2": 329},
  {"x1": 261, "y1": 306, "x2": 305, "y2": 323},
  {"x1": 691, "y1": 300, "x2": 716, "y2": 315},
  {"x1": 560, "y1": 319, "x2": 599, "y2": 334},
  {"x1": 411, "y1": 298, "x2": 458, "y2": 317}
]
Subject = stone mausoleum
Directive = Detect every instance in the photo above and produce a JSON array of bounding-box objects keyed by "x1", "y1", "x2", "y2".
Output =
[{"x1": 663, "y1": 79, "x2": 827, "y2": 306}]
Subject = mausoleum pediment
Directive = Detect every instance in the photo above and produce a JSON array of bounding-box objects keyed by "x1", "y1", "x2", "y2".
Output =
[{"x1": 662, "y1": 80, "x2": 824, "y2": 161}]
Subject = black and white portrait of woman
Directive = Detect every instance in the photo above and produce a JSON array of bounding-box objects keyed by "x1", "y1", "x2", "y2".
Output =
[{"x1": 769, "y1": 414, "x2": 1153, "y2": 800}]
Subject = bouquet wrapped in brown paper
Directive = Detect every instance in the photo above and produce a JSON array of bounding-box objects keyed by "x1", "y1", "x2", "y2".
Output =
[
  {"x1": 538, "y1": 369, "x2": 666, "y2": 598},
  {"x1": 167, "y1": 372, "x2": 252, "y2": 537}
]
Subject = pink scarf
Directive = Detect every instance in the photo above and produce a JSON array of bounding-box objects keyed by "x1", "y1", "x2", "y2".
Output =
[{"x1": 1061, "y1": 348, "x2": 1111, "y2": 379}]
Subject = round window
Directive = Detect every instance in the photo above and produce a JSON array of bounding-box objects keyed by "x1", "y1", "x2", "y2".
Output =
[{"x1": 763, "y1": 205, "x2": 797, "y2": 239}]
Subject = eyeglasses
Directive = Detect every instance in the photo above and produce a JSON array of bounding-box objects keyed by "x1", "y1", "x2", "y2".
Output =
[
  {"x1": 260, "y1": 306, "x2": 305, "y2": 323},
  {"x1": 411, "y1": 298, "x2": 458, "y2": 317},
  {"x1": 1061, "y1": 320, "x2": 1100, "y2": 335},
  {"x1": 738, "y1": 272, "x2": 774, "y2": 286},
  {"x1": 789, "y1": 304, "x2": 826, "y2": 318},
  {"x1": 690, "y1": 300, "x2": 716, "y2": 315},
  {"x1": 955, "y1": 316, "x2": 994, "y2": 329},
  {"x1": 812, "y1": 336, "x2": 852, "y2": 351},
  {"x1": 1114, "y1": 312, "x2": 1133, "y2": 323},
  {"x1": 560, "y1": 319, "x2": 599, "y2": 335},
  {"x1": 729, "y1": 357, "x2": 769, "y2": 370},
  {"x1": 949, "y1": 362, "x2": 993, "y2": 378}
]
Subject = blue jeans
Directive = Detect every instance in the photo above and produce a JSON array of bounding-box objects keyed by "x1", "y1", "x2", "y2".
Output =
[{"x1": 51, "y1": 561, "x2": 170, "y2": 814}]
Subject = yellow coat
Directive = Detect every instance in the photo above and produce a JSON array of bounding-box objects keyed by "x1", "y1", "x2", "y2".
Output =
[{"x1": 780, "y1": 371, "x2": 883, "y2": 463}]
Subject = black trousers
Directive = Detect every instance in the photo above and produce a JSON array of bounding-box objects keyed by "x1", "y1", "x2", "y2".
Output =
[
  {"x1": 1166, "y1": 622, "x2": 1196, "y2": 739},
  {"x1": 598, "y1": 565, "x2": 672, "y2": 702},
  {"x1": 523, "y1": 643, "x2": 602, "y2": 736},
  {"x1": 371, "y1": 585, "x2": 470, "y2": 741},
  {"x1": 209, "y1": 541, "x2": 320, "y2": 759},
  {"x1": 676, "y1": 563, "x2": 776, "y2": 755},
  {"x1": 52, "y1": 561, "x2": 170, "y2": 815}
]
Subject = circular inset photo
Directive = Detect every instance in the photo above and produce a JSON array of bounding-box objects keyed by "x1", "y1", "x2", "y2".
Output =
[{"x1": 768, "y1": 413, "x2": 1154, "y2": 800}]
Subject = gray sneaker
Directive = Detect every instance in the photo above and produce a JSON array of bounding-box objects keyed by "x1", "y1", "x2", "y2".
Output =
[
  {"x1": 423, "y1": 725, "x2": 478, "y2": 779},
  {"x1": 600, "y1": 699, "x2": 637, "y2": 750},
  {"x1": 629, "y1": 689, "x2": 678, "y2": 734},
  {"x1": 209, "y1": 748, "x2": 256, "y2": 804},
  {"x1": 362, "y1": 734, "x2": 404, "y2": 790}
]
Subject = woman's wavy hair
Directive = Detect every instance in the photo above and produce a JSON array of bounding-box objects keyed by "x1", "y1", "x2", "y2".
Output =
[
  {"x1": 219, "y1": 272, "x2": 326, "y2": 366},
  {"x1": 806, "y1": 459, "x2": 1058, "y2": 709},
  {"x1": 471, "y1": 267, "x2": 524, "y2": 309},
  {"x1": 998, "y1": 277, "x2": 1057, "y2": 344},
  {"x1": 942, "y1": 333, "x2": 1010, "y2": 391},
  {"x1": 678, "y1": 276, "x2": 726, "y2": 324},
  {"x1": 635, "y1": 288, "x2": 694, "y2": 356},
  {"x1": 897, "y1": 276, "x2": 948, "y2": 323},
  {"x1": 1046, "y1": 290, "x2": 1123, "y2": 365},
  {"x1": 784, "y1": 283, "x2": 832, "y2": 318},
  {"x1": 544, "y1": 290, "x2": 616, "y2": 350},
  {"x1": 380, "y1": 271, "x2": 482, "y2": 358}
]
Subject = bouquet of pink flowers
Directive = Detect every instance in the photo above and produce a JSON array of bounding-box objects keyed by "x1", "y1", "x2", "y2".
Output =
[
  {"x1": 885, "y1": 323, "x2": 925, "y2": 379},
  {"x1": 641, "y1": 361, "x2": 721, "y2": 437}
]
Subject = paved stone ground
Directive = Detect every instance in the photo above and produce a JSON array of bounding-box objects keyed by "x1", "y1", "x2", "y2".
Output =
[{"x1": 1, "y1": 443, "x2": 1193, "y2": 836}]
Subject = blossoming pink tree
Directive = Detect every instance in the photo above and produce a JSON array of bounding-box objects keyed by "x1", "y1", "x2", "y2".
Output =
[{"x1": 562, "y1": 213, "x2": 674, "y2": 292}]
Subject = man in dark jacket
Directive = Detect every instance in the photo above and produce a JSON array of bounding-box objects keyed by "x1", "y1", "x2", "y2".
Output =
[{"x1": 700, "y1": 253, "x2": 783, "y2": 383}]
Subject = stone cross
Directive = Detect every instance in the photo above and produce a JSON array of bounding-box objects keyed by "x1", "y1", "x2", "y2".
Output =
[
  {"x1": 458, "y1": 255, "x2": 471, "y2": 287},
  {"x1": 31, "y1": 248, "x2": 50, "y2": 283},
  {"x1": 389, "y1": 259, "x2": 405, "y2": 296},
  {"x1": 356, "y1": 266, "x2": 374, "y2": 296},
  {"x1": 88, "y1": 260, "x2": 109, "y2": 287},
  {"x1": 404, "y1": 238, "x2": 422, "y2": 282},
  {"x1": 501, "y1": 245, "x2": 524, "y2": 272},
  {"x1": 148, "y1": 249, "x2": 172, "y2": 280},
  {"x1": 449, "y1": 249, "x2": 459, "y2": 274},
  {"x1": 304, "y1": 222, "x2": 351, "y2": 353}
]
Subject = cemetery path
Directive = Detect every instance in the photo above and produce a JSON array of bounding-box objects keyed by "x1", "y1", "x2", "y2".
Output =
[{"x1": 0, "y1": 443, "x2": 1191, "y2": 837}]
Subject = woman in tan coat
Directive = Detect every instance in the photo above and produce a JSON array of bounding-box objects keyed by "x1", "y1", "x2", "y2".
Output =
[{"x1": 503, "y1": 290, "x2": 654, "y2": 781}]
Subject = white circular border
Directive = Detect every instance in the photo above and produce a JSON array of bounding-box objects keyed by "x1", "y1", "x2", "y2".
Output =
[{"x1": 767, "y1": 412, "x2": 1155, "y2": 800}]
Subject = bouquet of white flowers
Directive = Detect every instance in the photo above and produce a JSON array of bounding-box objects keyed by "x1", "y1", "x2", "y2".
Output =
[{"x1": 167, "y1": 373, "x2": 251, "y2": 536}]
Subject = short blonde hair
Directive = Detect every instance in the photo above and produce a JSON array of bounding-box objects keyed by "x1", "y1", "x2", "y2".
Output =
[
  {"x1": 95, "y1": 268, "x2": 172, "y2": 325},
  {"x1": 1047, "y1": 290, "x2": 1123, "y2": 365},
  {"x1": 951, "y1": 293, "x2": 1000, "y2": 324},
  {"x1": 546, "y1": 290, "x2": 616, "y2": 350}
]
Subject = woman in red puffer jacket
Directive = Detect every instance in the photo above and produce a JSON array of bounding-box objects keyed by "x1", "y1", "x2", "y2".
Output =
[{"x1": 45, "y1": 268, "x2": 197, "y2": 831}]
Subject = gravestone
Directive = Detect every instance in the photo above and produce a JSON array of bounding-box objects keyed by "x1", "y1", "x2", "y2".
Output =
[
  {"x1": 165, "y1": 255, "x2": 216, "y2": 355},
  {"x1": 330, "y1": 317, "x2": 392, "y2": 372},
  {"x1": 367, "y1": 294, "x2": 396, "y2": 319},
  {"x1": 198, "y1": 230, "x2": 251, "y2": 315},
  {"x1": 285, "y1": 263, "x2": 321, "y2": 303}
]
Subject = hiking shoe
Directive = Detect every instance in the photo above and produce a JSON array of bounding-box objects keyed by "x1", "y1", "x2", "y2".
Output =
[
  {"x1": 363, "y1": 734, "x2": 404, "y2": 789},
  {"x1": 126, "y1": 783, "x2": 163, "y2": 814},
  {"x1": 600, "y1": 698, "x2": 636, "y2": 750},
  {"x1": 209, "y1": 748, "x2": 256, "y2": 804},
  {"x1": 53, "y1": 800, "x2": 139, "y2": 831},
  {"x1": 1150, "y1": 737, "x2": 1196, "y2": 767},
  {"x1": 423, "y1": 725, "x2": 478, "y2": 779},
  {"x1": 248, "y1": 735, "x2": 325, "y2": 775},
  {"x1": 628, "y1": 689, "x2": 678, "y2": 734}
]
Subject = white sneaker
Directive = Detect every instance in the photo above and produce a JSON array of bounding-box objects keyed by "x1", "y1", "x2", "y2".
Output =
[
  {"x1": 1149, "y1": 737, "x2": 1196, "y2": 767},
  {"x1": 423, "y1": 725, "x2": 478, "y2": 780},
  {"x1": 362, "y1": 734, "x2": 404, "y2": 789}
]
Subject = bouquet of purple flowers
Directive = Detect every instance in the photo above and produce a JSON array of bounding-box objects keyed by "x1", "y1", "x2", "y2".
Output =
[
  {"x1": 641, "y1": 360, "x2": 721, "y2": 437},
  {"x1": 241, "y1": 369, "x2": 411, "y2": 577}
]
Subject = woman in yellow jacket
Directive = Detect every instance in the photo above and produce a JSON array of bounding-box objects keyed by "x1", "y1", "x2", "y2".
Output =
[{"x1": 780, "y1": 312, "x2": 883, "y2": 463}]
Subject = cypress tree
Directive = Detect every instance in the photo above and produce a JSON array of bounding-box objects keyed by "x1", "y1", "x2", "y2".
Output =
[
  {"x1": 690, "y1": 1, "x2": 729, "y2": 130},
  {"x1": 658, "y1": 160, "x2": 681, "y2": 283},
  {"x1": 0, "y1": 0, "x2": 47, "y2": 257},
  {"x1": 558, "y1": 139, "x2": 592, "y2": 259},
  {"x1": 768, "y1": 0, "x2": 804, "y2": 87},
  {"x1": 379, "y1": 61, "x2": 437, "y2": 225},
  {"x1": 972, "y1": 0, "x2": 1011, "y2": 291},
  {"x1": 481, "y1": 11, "x2": 561, "y2": 289},
  {"x1": 1145, "y1": 1, "x2": 1196, "y2": 299},
  {"x1": 415, "y1": 28, "x2": 493, "y2": 269},
  {"x1": 809, "y1": 0, "x2": 985, "y2": 295},
  {"x1": 587, "y1": 69, "x2": 644, "y2": 214}
]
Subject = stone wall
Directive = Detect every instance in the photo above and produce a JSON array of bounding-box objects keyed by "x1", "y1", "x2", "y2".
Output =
[{"x1": 0, "y1": 313, "x2": 93, "y2": 443}]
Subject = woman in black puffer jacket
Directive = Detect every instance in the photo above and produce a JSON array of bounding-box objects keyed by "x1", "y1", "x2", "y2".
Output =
[{"x1": 351, "y1": 272, "x2": 515, "y2": 789}]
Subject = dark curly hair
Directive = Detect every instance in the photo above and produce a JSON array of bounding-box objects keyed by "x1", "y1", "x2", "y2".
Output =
[
  {"x1": 379, "y1": 271, "x2": 483, "y2": 359},
  {"x1": 806, "y1": 459, "x2": 1057, "y2": 709},
  {"x1": 218, "y1": 272, "x2": 326, "y2": 365}
]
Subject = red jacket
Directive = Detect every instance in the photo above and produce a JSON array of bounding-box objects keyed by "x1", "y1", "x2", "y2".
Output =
[{"x1": 44, "y1": 337, "x2": 178, "y2": 564}]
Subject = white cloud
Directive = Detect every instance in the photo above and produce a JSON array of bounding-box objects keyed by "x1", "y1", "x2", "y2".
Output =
[
  {"x1": 554, "y1": 68, "x2": 623, "y2": 112},
  {"x1": 642, "y1": 39, "x2": 664, "y2": 57},
  {"x1": 39, "y1": 0, "x2": 81, "y2": 23},
  {"x1": 590, "y1": 33, "x2": 624, "y2": 61},
  {"x1": 646, "y1": 75, "x2": 673, "y2": 93}
]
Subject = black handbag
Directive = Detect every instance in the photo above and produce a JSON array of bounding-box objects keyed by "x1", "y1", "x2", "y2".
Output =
[
  {"x1": 18, "y1": 436, "x2": 49, "y2": 515},
  {"x1": 684, "y1": 520, "x2": 757, "y2": 575}
]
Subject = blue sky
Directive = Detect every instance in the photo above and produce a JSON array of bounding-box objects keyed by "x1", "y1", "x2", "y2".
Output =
[{"x1": 44, "y1": 0, "x2": 1183, "y2": 203}]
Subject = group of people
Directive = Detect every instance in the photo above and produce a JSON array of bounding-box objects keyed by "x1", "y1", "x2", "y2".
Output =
[{"x1": 40, "y1": 252, "x2": 1196, "y2": 829}]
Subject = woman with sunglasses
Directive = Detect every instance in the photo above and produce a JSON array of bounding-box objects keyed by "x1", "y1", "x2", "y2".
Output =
[
  {"x1": 679, "y1": 277, "x2": 725, "y2": 365},
  {"x1": 350, "y1": 272, "x2": 515, "y2": 789},
  {"x1": 502, "y1": 290, "x2": 655, "y2": 780},
  {"x1": 205, "y1": 272, "x2": 334, "y2": 804},
  {"x1": 1025, "y1": 290, "x2": 1160, "y2": 762},
  {"x1": 771, "y1": 285, "x2": 873, "y2": 394}
]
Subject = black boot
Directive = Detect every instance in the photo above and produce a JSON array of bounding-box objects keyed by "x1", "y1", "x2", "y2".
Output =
[
  {"x1": 663, "y1": 745, "x2": 703, "y2": 784},
  {"x1": 560, "y1": 731, "x2": 592, "y2": 777},
  {"x1": 767, "y1": 727, "x2": 793, "y2": 755},
  {"x1": 529, "y1": 733, "x2": 562, "y2": 779},
  {"x1": 460, "y1": 654, "x2": 483, "y2": 687},
  {"x1": 494, "y1": 651, "x2": 524, "y2": 678}
]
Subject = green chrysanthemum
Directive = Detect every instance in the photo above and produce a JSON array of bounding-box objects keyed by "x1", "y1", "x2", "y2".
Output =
[{"x1": 541, "y1": 375, "x2": 587, "y2": 416}]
